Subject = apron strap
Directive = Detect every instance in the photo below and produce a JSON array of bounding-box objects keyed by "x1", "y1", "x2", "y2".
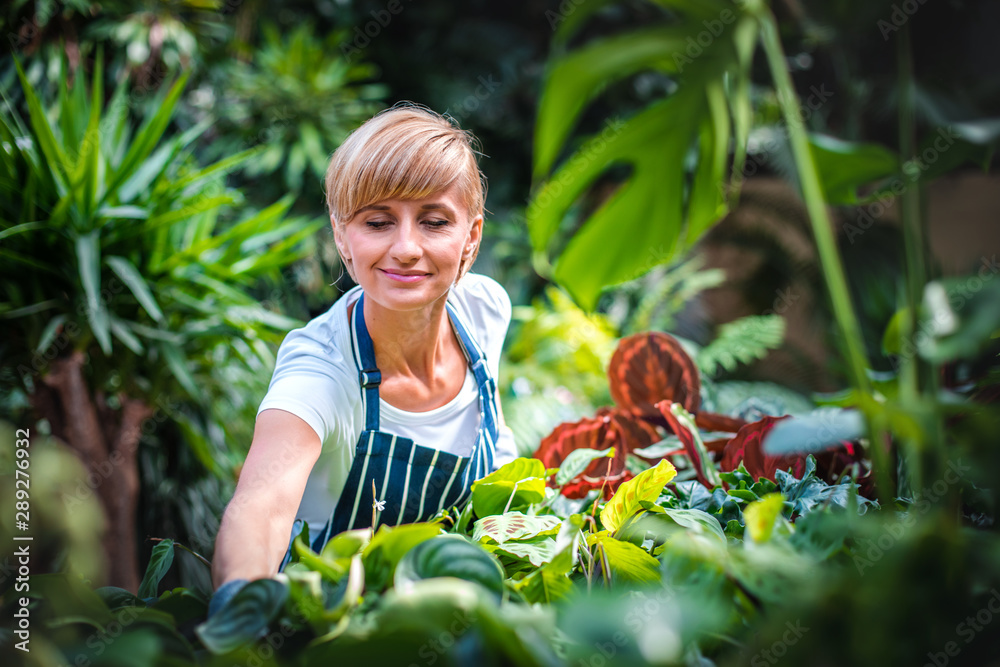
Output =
[{"x1": 351, "y1": 294, "x2": 382, "y2": 432}]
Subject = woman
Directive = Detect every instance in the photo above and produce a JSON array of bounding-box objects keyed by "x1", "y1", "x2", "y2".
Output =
[{"x1": 211, "y1": 104, "x2": 517, "y2": 597}]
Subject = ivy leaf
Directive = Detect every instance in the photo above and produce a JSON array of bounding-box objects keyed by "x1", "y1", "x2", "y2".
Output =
[
  {"x1": 600, "y1": 459, "x2": 677, "y2": 533},
  {"x1": 471, "y1": 458, "x2": 547, "y2": 517}
]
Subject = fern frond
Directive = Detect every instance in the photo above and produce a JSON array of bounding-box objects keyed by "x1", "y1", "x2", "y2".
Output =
[{"x1": 696, "y1": 315, "x2": 786, "y2": 378}]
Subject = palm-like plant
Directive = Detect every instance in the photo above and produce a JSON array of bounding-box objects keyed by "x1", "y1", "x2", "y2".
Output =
[{"x1": 0, "y1": 53, "x2": 323, "y2": 590}]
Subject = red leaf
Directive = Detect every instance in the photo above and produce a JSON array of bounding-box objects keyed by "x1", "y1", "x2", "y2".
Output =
[
  {"x1": 534, "y1": 407, "x2": 660, "y2": 499},
  {"x1": 608, "y1": 332, "x2": 700, "y2": 417},
  {"x1": 719, "y1": 416, "x2": 807, "y2": 482}
]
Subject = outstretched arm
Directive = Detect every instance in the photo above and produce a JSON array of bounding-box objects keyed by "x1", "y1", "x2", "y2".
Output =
[{"x1": 211, "y1": 408, "x2": 321, "y2": 588}]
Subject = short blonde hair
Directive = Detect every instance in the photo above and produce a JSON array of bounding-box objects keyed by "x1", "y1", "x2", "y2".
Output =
[
  {"x1": 326, "y1": 103, "x2": 485, "y2": 219},
  {"x1": 325, "y1": 104, "x2": 486, "y2": 281}
]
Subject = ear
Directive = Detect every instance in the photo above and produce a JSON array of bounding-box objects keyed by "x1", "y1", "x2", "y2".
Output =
[
  {"x1": 464, "y1": 215, "x2": 483, "y2": 260},
  {"x1": 332, "y1": 216, "x2": 350, "y2": 261}
]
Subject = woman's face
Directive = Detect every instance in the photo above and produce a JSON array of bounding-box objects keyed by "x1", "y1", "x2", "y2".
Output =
[{"x1": 334, "y1": 183, "x2": 482, "y2": 313}]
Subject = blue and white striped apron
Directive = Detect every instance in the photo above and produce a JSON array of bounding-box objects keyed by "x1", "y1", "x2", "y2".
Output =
[{"x1": 280, "y1": 293, "x2": 498, "y2": 568}]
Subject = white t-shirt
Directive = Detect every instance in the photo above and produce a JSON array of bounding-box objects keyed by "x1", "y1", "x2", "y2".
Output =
[{"x1": 257, "y1": 273, "x2": 517, "y2": 526}]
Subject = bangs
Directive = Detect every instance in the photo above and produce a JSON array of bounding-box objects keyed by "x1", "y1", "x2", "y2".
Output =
[{"x1": 326, "y1": 108, "x2": 483, "y2": 223}]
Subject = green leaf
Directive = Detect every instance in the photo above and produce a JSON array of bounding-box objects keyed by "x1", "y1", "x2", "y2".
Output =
[
  {"x1": 76, "y1": 230, "x2": 112, "y2": 354},
  {"x1": 473, "y1": 512, "x2": 562, "y2": 544},
  {"x1": 363, "y1": 522, "x2": 442, "y2": 592},
  {"x1": 137, "y1": 539, "x2": 174, "y2": 599},
  {"x1": 470, "y1": 457, "x2": 547, "y2": 517},
  {"x1": 395, "y1": 535, "x2": 506, "y2": 596},
  {"x1": 555, "y1": 447, "x2": 615, "y2": 486},
  {"x1": 106, "y1": 255, "x2": 164, "y2": 322},
  {"x1": 661, "y1": 509, "x2": 728, "y2": 546},
  {"x1": 763, "y1": 408, "x2": 865, "y2": 456},
  {"x1": 160, "y1": 342, "x2": 202, "y2": 401},
  {"x1": 589, "y1": 531, "x2": 661, "y2": 586},
  {"x1": 195, "y1": 579, "x2": 288, "y2": 654},
  {"x1": 485, "y1": 534, "x2": 559, "y2": 567},
  {"x1": 600, "y1": 459, "x2": 678, "y2": 533},
  {"x1": 510, "y1": 515, "x2": 583, "y2": 603},
  {"x1": 808, "y1": 134, "x2": 899, "y2": 204},
  {"x1": 743, "y1": 493, "x2": 786, "y2": 543}
]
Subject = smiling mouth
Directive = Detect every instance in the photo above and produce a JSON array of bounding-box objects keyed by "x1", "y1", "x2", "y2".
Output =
[{"x1": 380, "y1": 269, "x2": 430, "y2": 283}]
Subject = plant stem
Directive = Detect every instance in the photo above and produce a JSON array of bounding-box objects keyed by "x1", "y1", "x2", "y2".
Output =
[{"x1": 757, "y1": 10, "x2": 894, "y2": 501}]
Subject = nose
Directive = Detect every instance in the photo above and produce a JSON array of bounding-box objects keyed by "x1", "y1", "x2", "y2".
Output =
[{"x1": 389, "y1": 219, "x2": 421, "y2": 263}]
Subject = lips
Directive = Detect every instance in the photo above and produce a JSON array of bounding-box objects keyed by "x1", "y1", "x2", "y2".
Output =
[{"x1": 380, "y1": 268, "x2": 430, "y2": 283}]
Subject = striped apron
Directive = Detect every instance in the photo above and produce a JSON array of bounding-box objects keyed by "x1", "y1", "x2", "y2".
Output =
[{"x1": 280, "y1": 293, "x2": 498, "y2": 568}]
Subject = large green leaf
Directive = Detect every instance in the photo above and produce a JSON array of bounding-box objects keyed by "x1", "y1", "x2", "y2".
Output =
[
  {"x1": 362, "y1": 522, "x2": 442, "y2": 592},
  {"x1": 195, "y1": 578, "x2": 288, "y2": 654},
  {"x1": 600, "y1": 459, "x2": 678, "y2": 533},
  {"x1": 394, "y1": 535, "x2": 506, "y2": 596},
  {"x1": 589, "y1": 531, "x2": 662, "y2": 586},
  {"x1": 808, "y1": 134, "x2": 899, "y2": 204},
  {"x1": 529, "y1": 5, "x2": 755, "y2": 309},
  {"x1": 473, "y1": 512, "x2": 562, "y2": 544},
  {"x1": 137, "y1": 539, "x2": 174, "y2": 599},
  {"x1": 470, "y1": 458, "x2": 548, "y2": 517}
]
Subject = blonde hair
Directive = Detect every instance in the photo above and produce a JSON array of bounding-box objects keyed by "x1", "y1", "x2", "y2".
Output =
[{"x1": 325, "y1": 103, "x2": 486, "y2": 280}]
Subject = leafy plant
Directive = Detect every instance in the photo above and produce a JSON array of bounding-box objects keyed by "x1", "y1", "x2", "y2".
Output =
[
  {"x1": 193, "y1": 22, "x2": 387, "y2": 198},
  {"x1": 0, "y1": 54, "x2": 322, "y2": 589}
]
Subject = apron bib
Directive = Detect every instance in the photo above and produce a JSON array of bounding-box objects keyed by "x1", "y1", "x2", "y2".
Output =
[{"x1": 280, "y1": 293, "x2": 498, "y2": 568}]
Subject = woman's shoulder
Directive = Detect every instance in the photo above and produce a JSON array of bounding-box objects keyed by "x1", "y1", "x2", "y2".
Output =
[
  {"x1": 275, "y1": 288, "x2": 359, "y2": 377},
  {"x1": 450, "y1": 272, "x2": 511, "y2": 324}
]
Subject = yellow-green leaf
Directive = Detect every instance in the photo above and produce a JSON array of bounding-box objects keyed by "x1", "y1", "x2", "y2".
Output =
[
  {"x1": 600, "y1": 459, "x2": 677, "y2": 533},
  {"x1": 743, "y1": 493, "x2": 785, "y2": 543}
]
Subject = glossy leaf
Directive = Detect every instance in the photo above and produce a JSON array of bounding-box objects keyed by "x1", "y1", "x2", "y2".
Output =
[
  {"x1": 808, "y1": 134, "x2": 899, "y2": 204},
  {"x1": 195, "y1": 578, "x2": 288, "y2": 654},
  {"x1": 555, "y1": 447, "x2": 616, "y2": 486},
  {"x1": 470, "y1": 457, "x2": 547, "y2": 517},
  {"x1": 589, "y1": 531, "x2": 661, "y2": 586},
  {"x1": 600, "y1": 459, "x2": 677, "y2": 533},
  {"x1": 473, "y1": 512, "x2": 562, "y2": 544},
  {"x1": 137, "y1": 539, "x2": 174, "y2": 599},
  {"x1": 363, "y1": 522, "x2": 442, "y2": 592},
  {"x1": 395, "y1": 535, "x2": 505, "y2": 596}
]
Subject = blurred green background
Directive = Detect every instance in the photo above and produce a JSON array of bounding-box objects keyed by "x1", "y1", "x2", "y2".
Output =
[{"x1": 1, "y1": 2, "x2": 999, "y2": 664}]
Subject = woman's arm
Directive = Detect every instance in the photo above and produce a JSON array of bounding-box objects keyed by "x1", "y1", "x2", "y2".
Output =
[{"x1": 211, "y1": 408, "x2": 321, "y2": 588}]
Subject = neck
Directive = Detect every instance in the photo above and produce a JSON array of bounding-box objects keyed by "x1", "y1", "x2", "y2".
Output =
[{"x1": 360, "y1": 294, "x2": 456, "y2": 382}]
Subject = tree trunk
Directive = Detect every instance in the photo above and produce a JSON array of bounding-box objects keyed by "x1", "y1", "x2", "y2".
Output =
[{"x1": 31, "y1": 351, "x2": 152, "y2": 592}]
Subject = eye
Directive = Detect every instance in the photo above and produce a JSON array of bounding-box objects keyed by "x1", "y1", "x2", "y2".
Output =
[
  {"x1": 365, "y1": 219, "x2": 392, "y2": 229},
  {"x1": 423, "y1": 218, "x2": 450, "y2": 228}
]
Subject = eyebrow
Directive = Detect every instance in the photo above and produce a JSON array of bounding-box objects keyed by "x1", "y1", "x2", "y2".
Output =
[{"x1": 354, "y1": 202, "x2": 456, "y2": 214}]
